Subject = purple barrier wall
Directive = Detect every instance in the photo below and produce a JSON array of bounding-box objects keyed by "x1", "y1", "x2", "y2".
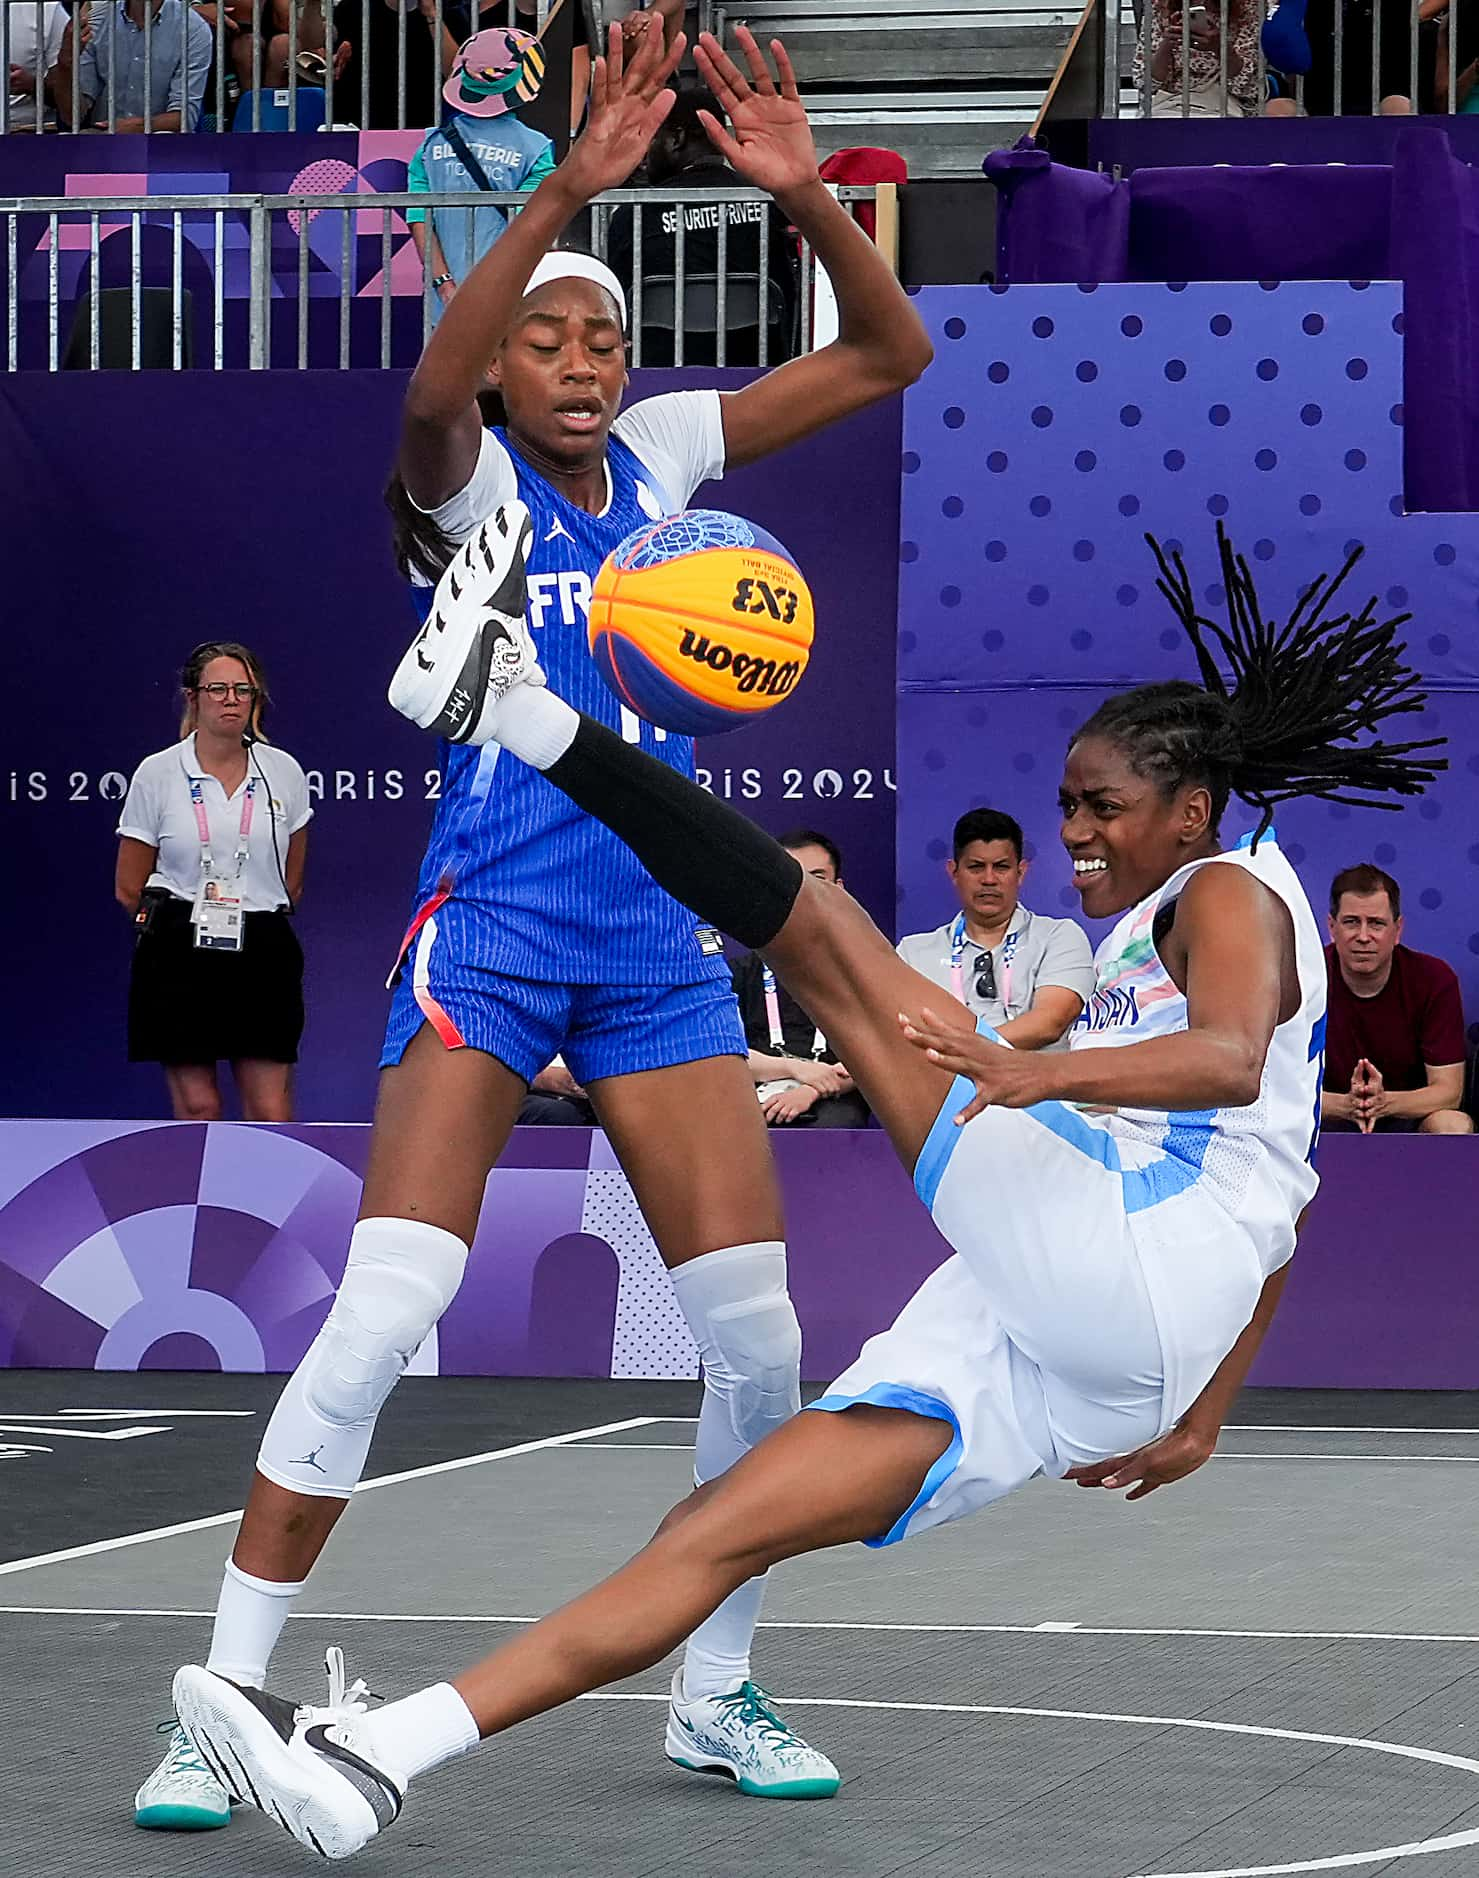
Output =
[
  {"x1": 1, "y1": 1119, "x2": 1473, "y2": 1386},
  {"x1": 0, "y1": 369, "x2": 900, "y2": 1122},
  {"x1": 895, "y1": 281, "x2": 1479, "y2": 1038}
]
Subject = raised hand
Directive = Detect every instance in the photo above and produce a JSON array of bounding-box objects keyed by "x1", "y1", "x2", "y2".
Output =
[
  {"x1": 562, "y1": 18, "x2": 686, "y2": 202},
  {"x1": 694, "y1": 26, "x2": 818, "y2": 199}
]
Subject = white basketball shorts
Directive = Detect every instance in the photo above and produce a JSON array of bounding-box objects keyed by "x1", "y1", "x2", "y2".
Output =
[{"x1": 807, "y1": 1073, "x2": 1268, "y2": 1546}]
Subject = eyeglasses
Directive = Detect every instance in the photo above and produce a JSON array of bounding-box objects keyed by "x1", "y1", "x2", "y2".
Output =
[
  {"x1": 195, "y1": 683, "x2": 257, "y2": 702},
  {"x1": 973, "y1": 954, "x2": 997, "y2": 1002}
]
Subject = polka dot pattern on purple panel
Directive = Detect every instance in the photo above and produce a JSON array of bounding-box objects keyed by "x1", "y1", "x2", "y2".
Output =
[{"x1": 895, "y1": 283, "x2": 1472, "y2": 1000}]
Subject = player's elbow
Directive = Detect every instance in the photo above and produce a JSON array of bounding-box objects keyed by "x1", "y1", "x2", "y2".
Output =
[{"x1": 1220, "y1": 1042, "x2": 1265, "y2": 1109}]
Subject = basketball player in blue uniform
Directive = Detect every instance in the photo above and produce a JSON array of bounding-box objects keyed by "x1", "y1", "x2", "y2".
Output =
[
  {"x1": 137, "y1": 20, "x2": 930, "y2": 1830},
  {"x1": 169, "y1": 526, "x2": 1443, "y2": 1859}
]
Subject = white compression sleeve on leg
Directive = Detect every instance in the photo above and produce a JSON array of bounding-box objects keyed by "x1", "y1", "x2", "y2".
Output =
[
  {"x1": 256, "y1": 1217, "x2": 468, "y2": 1498},
  {"x1": 493, "y1": 685, "x2": 578, "y2": 770},
  {"x1": 668, "y1": 1242, "x2": 801, "y2": 1700}
]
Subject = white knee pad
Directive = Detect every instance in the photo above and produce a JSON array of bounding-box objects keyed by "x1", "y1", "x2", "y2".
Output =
[
  {"x1": 256, "y1": 1217, "x2": 468, "y2": 1497},
  {"x1": 669, "y1": 1242, "x2": 802, "y2": 1483}
]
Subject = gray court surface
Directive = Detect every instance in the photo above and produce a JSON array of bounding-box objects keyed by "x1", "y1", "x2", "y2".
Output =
[{"x1": 7, "y1": 1385, "x2": 1479, "y2": 1878}]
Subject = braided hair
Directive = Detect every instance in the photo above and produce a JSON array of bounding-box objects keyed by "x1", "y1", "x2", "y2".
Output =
[{"x1": 1073, "y1": 523, "x2": 1445, "y2": 845}]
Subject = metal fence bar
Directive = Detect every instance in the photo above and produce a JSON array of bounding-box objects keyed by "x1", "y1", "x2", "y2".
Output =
[
  {"x1": 288, "y1": 0, "x2": 301, "y2": 131},
  {"x1": 715, "y1": 205, "x2": 728, "y2": 368},
  {"x1": 297, "y1": 206, "x2": 311, "y2": 368},
  {"x1": 1370, "y1": 0, "x2": 1380, "y2": 111},
  {"x1": 673, "y1": 199, "x2": 685, "y2": 367},
  {"x1": 360, "y1": 0, "x2": 370, "y2": 126},
  {"x1": 214, "y1": 209, "x2": 225, "y2": 368},
  {"x1": 433, "y1": 0, "x2": 446, "y2": 139},
  {"x1": 6, "y1": 217, "x2": 17, "y2": 372},
  {"x1": 131, "y1": 212, "x2": 142, "y2": 369},
  {"x1": 1449, "y1": 0, "x2": 1458, "y2": 108},
  {"x1": 325, "y1": 0, "x2": 338, "y2": 125},
  {"x1": 631, "y1": 200, "x2": 644, "y2": 368},
  {"x1": 757, "y1": 204, "x2": 769, "y2": 366},
  {"x1": 397, "y1": 0, "x2": 408, "y2": 130},
  {"x1": 47, "y1": 211, "x2": 58, "y2": 371},
  {"x1": 799, "y1": 236, "x2": 812, "y2": 356},
  {"x1": 379, "y1": 204, "x2": 392, "y2": 369},
  {"x1": 90, "y1": 213, "x2": 101, "y2": 368},
  {"x1": 172, "y1": 209, "x2": 184, "y2": 367},
  {"x1": 1, "y1": 5, "x2": 11, "y2": 137},
  {"x1": 339, "y1": 203, "x2": 353, "y2": 368},
  {"x1": 1410, "y1": 0, "x2": 1420, "y2": 108},
  {"x1": 248, "y1": 197, "x2": 270, "y2": 367},
  {"x1": 1180, "y1": 0, "x2": 1190, "y2": 113}
]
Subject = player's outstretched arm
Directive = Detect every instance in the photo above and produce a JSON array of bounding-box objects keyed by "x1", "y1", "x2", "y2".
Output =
[
  {"x1": 399, "y1": 19, "x2": 685, "y2": 507},
  {"x1": 901, "y1": 865, "x2": 1291, "y2": 1124},
  {"x1": 695, "y1": 28, "x2": 933, "y2": 467}
]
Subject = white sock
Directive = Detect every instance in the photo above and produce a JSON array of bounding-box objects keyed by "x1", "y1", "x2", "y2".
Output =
[
  {"x1": 493, "y1": 685, "x2": 578, "y2": 770},
  {"x1": 682, "y1": 1573, "x2": 765, "y2": 1700},
  {"x1": 204, "y1": 1559, "x2": 305, "y2": 1689},
  {"x1": 361, "y1": 1683, "x2": 480, "y2": 1781}
]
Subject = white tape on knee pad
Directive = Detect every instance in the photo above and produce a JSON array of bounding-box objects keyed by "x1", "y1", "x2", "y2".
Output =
[
  {"x1": 669, "y1": 1242, "x2": 802, "y2": 1476},
  {"x1": 256, "y1": 1217, "x2": 468, "y2": 1497}
]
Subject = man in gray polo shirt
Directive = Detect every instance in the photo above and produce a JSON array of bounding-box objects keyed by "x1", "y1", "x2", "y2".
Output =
[
  {"x1": 54, "y1": 0, "x2": 211, "y2": 131},
  {"x1": 897, "y1": 807, "x2": 1095, "y2": 1051}
]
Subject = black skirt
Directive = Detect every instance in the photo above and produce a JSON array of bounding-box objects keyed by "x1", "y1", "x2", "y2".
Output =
[{"x1": 128, "y1": 895, "x2": 305, "y2": 1066}]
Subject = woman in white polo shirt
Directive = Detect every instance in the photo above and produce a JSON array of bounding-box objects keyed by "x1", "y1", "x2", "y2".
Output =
[{"x1": 115, "y1": 641, "x2": 312, "y2": 1122}]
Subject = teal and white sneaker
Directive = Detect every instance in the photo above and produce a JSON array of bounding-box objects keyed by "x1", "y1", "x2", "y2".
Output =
[
  {"x1": 135, "y1": 1721, "x2": 232, "y2": 1830},
  {"x1": 665, "y1": 1671, "x2": 840, "y2": 1799}
]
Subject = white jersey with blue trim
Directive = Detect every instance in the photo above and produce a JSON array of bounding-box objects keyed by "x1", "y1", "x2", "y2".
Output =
[
  {"x1": 407, "y1": 390, "x2": 733, "y2": 986},
  {"x1": 1068, "y1": 831, "x2": 1327, "y2": 1275}
]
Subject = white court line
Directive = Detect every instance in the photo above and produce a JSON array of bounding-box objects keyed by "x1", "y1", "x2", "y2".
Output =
[
  {"x1": 0, "y1": 1416, "x2": 661, "y2": 1579},
  {"x1": 577, "y1": 1696, "x2": 1479, "y2": 1878},
  {"x1": 7, "y1": 1608, "x2": 1479, "y2": 1647}
]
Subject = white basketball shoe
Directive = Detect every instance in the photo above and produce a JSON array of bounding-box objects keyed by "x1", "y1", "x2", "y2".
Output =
[
  {"x1": 665, "y1": 1671, "x2": 841, "y2": 1799},
  {"x1": 173, "y1": 1647, "x2": 403, "y2": 1861},
  {"x1": 388, "y1": 501, "x2": 542, "y2": 746},
  {"x1": 134, "y1": 1719, "x2": 233, "y2": 1830}
]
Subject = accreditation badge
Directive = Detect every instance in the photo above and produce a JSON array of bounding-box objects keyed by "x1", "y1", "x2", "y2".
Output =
[{"x1": 192, "y1": 874, "x2": 245, "y2": 952}]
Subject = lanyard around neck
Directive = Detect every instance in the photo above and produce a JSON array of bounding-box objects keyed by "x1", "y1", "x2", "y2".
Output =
[
  {"x1": 762, "y1": 964, "x2": 826, "y2": 1059},
  {"x1": 949, "y1": 912, "x2": 1026, "y2": 1010},
  {"x1": 189, "y1": 773, "x2": 256, "y2": 877}
]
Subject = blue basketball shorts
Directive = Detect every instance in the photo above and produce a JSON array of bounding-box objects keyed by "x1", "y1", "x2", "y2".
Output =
[{"x1": 380, "y1": 893, "x2": 746, "y2": 1085}]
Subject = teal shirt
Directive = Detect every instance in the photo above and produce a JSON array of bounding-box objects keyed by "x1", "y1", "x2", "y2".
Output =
[{"x1": 407, "y1": 110, "x2": 556, "y2": 298}]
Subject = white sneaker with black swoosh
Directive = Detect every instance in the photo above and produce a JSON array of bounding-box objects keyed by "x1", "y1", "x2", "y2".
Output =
[
  {"x1": 388, "y1": 500, "x2": 542, "y2": 746},
  {"x1": 173, "y1": 1647, "x2": 403, "y2": 1861}
]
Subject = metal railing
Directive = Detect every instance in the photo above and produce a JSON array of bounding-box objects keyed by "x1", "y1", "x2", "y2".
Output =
[
  {"x1": 1038, "y1": 0, "x2": 1478, "y2": 122},
  {"x1": 0, "y1": 183, "x2": 881, "y2": 370},
  {"x1": 0, "y1": 0, "x2": 563, "y2": 135}
]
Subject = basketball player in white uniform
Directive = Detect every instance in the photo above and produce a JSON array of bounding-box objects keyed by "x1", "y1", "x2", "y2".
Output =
[{"x1": 171, "y1": 530, "x2": 1442, "y2": 1858}]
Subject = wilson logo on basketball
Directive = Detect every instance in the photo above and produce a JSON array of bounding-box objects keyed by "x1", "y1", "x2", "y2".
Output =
[{"x1": 677, "y1": 630, "x2": 802, "y2": 697}]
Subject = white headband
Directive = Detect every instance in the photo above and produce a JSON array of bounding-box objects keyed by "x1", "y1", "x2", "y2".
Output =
[{"x1": 522, "y1": 252, "x2": 628, "y2": 329}]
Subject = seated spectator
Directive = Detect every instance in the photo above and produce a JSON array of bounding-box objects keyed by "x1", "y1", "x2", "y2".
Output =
[
  {"x1": 1134, "y1": 0, "x2": 1262, "y2": 116},
  {"x1": 223, "y1": 0, "x2": 352, "y2": 104},
  {"x1": 8, "y1": 0, "x2": 67, "y2": 129},
  {"x1": 335, "y1": 0, "x2": 467, "y2": 129},
  {"x1": 729, "y1": 830, "x2": 870, "y2": 1128},
  {"x1": 1321, "y1": 862, "x2": 1474, "y2": 1135},
  {"x1": 52, "y1": 0, "x2": 212, "y2": 129},
  {"x1": 605, "y1": 79, "x2": 799, "y2": 368},
  {"x1": 518, "y1": 1056, "x2": 596, "y2": 1125},
  {"x1": 896, "y1": 808, "x2": 1095, "y2": 1049},
  {"x1": 407, "y1": 25, "x2": 555, "y2": 324}
]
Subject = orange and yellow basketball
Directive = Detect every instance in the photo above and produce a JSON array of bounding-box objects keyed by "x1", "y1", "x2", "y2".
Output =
[{"x1": 589, "y1": 510, "x2": 814, "y2": 736}]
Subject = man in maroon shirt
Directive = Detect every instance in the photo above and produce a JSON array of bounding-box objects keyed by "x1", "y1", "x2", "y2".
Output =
[{"x1": 1321, "y1": 863, "x2": 1474, "y2": 1135}]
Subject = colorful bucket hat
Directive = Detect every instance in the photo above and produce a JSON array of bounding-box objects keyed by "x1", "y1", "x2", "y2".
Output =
[{"x1": 444, "y1": 25, "x2": 547, "y2": 119}]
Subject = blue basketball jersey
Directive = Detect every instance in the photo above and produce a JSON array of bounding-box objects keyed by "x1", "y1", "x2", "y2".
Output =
[{"x1": 408, "y1": 423, "x2": 730, "y2": 988}]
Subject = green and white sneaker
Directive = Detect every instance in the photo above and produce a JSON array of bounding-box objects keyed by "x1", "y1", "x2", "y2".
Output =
[
  {"x1": 135, "y1": 1721, "x2": 232, "y2": 1830},
  {"x1": 665, "y1": 1672, "x2": 840, "y2": 1799}
]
